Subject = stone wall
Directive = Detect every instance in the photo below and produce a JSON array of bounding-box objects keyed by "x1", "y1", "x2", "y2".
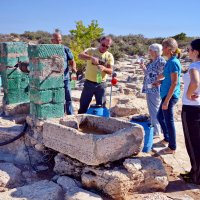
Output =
[
  {"x1": 28, "y1": 44, "x2": 65, "y2": 119},
  {"x1": 0, "y1": 42, "x2": 29, "y2": 104}
]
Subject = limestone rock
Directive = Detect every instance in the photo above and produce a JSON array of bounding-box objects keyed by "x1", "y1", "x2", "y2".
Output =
[
  {"x1": 124, "y1": 157, "x2": 168, "y2": 192},
  {"x1": 111, "y1": 103, "x2": 141, "y2": 117},
  {"x1": 57, "y1": 176, "x2": 103, "y2": 200},
  {"x1": 0, "y1": 163, "x2": 23, "y2": 189},
  {"x1": 81, "y1": 157, "x2": 168, "y2": 200},
  {"x1": 43, "y1": 115, "x2": 144, "y2": 165},
  {"x1": 54, "y1": 153, "x2": 85, "y2": 178},
  {"x1": 139, "y1": 192, "x2": 172, "y2": 200},
  {"x1": 0, "y1": 119, "x2": 28, "y2": 163},
  {"x1": 3, "y1": 102, "x2": 29, "y2": 116},
  {"x1": 0, "y1": 180, "x2": 63, "y2": 200}
]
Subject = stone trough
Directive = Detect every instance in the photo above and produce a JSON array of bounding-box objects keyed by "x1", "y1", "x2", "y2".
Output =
[{"x1": 43, "y1": 114, "x2": 144, "y2": 166}]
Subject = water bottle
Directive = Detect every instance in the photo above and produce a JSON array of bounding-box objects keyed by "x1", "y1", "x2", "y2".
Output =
[
  {"x1": 71, "y1": 73, "x2": 77, "y2": 89},
  {"x1": 96, "y1": 70, "x2": 102, "y2": 83}
]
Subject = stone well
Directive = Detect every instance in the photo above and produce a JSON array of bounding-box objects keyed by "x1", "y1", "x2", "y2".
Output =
[{"x1": 43, "y1": 114, "x2": 144, "y2": 166}]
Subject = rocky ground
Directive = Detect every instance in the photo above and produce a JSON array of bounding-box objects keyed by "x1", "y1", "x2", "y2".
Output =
[{"x1": 0, "y1": 55, "x2": 200, "y2": 199}]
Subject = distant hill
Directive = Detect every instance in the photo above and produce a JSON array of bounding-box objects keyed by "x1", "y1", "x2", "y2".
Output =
[{"x1": 0, "y1": 31, "x2": 195, "y2": 60}]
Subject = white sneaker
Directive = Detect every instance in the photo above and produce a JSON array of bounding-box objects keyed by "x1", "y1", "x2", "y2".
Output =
[{"x1": 153, "y1": 135, "x2": 160, "y2": 139}]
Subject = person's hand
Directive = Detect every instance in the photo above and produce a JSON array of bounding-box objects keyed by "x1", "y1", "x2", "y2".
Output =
[
  {"x1": 162, "y1": 100, "x2": 169, "y2": 110},
  {"x1": 72, "y1": 67, "x2": 77, "y2": 73},
  {"x1": 152, "y1": 80, "x2": 161, "y2": 87},
  {"x1": 187, "y1": 92, "x2": 199, "y2": 101},
  {"x1": 91, "y1": 56, "x2": 99, "y2": 65},
  {"x1": 97, "y1": 65, "x2": 105, "y2": 72}
]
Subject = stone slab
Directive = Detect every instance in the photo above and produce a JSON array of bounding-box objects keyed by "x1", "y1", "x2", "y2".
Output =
[
  {"x1": 0, "y1": 180, "x2": 63, "y2": 200},
  {"x1": 3, "y1": 102, "x2": 30, "y2": 116},
  {"x1": 43, "y1": 115, "x2": 144, "y2": 165}
]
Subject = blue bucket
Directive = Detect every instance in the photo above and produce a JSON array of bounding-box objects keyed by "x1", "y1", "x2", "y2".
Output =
[
  {"x1": 86, "y1": 104, "x2": 110, "y2": 117},
  {"x1": 0, "y1": 76, "x2": 2, "y2": 87},
  {"x1": 131, "y1": 120, "x2": 154, "y2": 153}
]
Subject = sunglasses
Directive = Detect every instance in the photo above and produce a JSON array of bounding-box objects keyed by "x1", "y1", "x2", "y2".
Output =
[{"x1": 101, "y1": 43, "x2": 110, "y2": 49}]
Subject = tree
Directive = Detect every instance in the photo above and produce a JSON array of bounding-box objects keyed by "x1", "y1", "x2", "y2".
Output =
[
  {"x1": 69, "y1": 20, "x2": 104, "y2": 71},
  {"x1": 173, "y1": 32, "x2": 187, "y2": 41}
]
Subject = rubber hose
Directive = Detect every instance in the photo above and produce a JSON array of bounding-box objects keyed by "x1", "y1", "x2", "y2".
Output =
[{"x1": 0, "y1": 123, "x2": 28, "y2": 146}]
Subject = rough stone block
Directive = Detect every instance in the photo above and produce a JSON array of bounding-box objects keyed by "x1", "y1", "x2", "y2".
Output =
[
  {"x1": 0, "y1": 42, "x2": 28, "y2": 67},
  {"x1": 43, "y1": 115, "x2": 144, "y2": 165},
  {"x1": 30, "y1": 75, "x2": 64, "y2": 90},
  {"x1": 4, "y1": 89, "x2": 29, "y2": 104},
  {"x1": 30, "y1": 88, "x2": 52, "y2": 104},
  {"x1": 0, "y1": 163, "x2": 24, "y2": 188},
  {"x1": 28, "y1": 44, "x2": 65, "y2": 58},
  {"x1": 0, "y1": 56, "x2": 28, "y2": 67},
  {"x1": 0, "y1": 180, "x2": 63, "y2": 200},
  {"x1": 6, "y1": 78, "x2": 20, "y2": 89},
  {"x1": 0, "y1": 42, "x2": 28, "y2": 54},
  {"x1": 30, "y1": 102, "x2": 64, "y2": 119},
  {"x1": 56, "y1": 176, "x2": 103, "y2": 200},
  {"x1": 1, "y1": 68, "x2": 28, "y2": 90},
  {"x1": 1, "y1": 68, "x2": 21, "y2": 79},
  {"x1": 52, "y1": 88, "x2": 65, "y2": 103},
  {"x1": 29, "y1": 57, "x2": 64, "y2": 77},
  {"x1": 3, "y1": 75, "x2": 28, "y2": 90},
  {"x1": 81, "y1": 157, "x2": 168, "y2": 199},
  {"x1": 3, "y1": 102, "x2": 30, "y2": 116},
  {"x1": 20, "y1": 74, "x2": 29, "y2": 89}
]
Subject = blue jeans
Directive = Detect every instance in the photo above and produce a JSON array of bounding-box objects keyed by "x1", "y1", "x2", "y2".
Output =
[
  {"x1": 146, "y1": 93, "x2": 161, "y2": 136},
  {"x1": 78, "y1": 80, "x2": 106, "y2": 114},
  {"x1": 157, "y1": 96, "x2": 178, "y2": 150},
  {"x1": 64, "y1": 79, "x2": 74, "y2": 115}
]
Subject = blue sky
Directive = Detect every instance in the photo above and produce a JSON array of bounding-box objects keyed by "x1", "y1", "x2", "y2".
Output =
[{"x1": 0, "y1": 0, "x2": 199, "y2": 38}]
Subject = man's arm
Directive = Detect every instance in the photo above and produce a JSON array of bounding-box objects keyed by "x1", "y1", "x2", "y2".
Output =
[
  {"x1": 97, "y1": 64, "x2": 113, "y2": 75},
  {"x1": 79, "y1": 51, "x2": 99, "y2": 65},
  {"x1": 69, "y1": 59, "x2": 77, "y2": 73}
]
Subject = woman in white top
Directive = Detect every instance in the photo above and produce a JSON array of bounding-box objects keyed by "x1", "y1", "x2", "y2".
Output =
[{"x1": 181, "y1": 39, "x2": 200, "y2": 184}]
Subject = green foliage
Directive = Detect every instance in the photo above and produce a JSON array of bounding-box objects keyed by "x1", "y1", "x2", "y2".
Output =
[
  {"x1": 110, "y1": 43, "x2": 124, "y2": 60},
  {"x1": 20, "y1": 31, "x2": 51, "y2": 41},
  {"x1": 69, "y1": 20, "x2": 104, "y2": 71},
  {"x1": 172, "y1": 32, "x2": 187, "y2": 41},
  {"x1": 109, "y1": 34, "x2": 149, "y2": 58},
  {"x1": 0, "y1": 30, "x2": 196, "y2": 62},
  {"x1": 38, "y1": 38, "x2": 51, "y2": 44},
  {"x1": 10, "y1": 33, "x2": 19, "y2": 38}
]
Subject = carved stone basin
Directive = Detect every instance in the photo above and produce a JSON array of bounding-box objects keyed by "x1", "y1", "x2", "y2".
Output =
[{"x1": 43, "y1": 114, "x2": 144, "y2": 166}]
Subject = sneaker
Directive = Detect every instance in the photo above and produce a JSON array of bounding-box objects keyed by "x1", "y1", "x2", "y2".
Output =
[
  {"x1": 180, "y1": 171, "x2": 191, "y2": 178},
  {"x1": 159, "y1": 147, "x2": 175, "y2": 155},
  {"x1": 153, "y1": 135, "x2": 160, "y2": 139},
  {"x1": 160, "y1": 139, "x2": 169, "y2": 146}
]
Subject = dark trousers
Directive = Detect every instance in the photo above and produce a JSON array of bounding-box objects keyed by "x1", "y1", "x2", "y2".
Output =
[
  {"x1": 64, "y1": 79, "x2": 74, "y2": 115},
  {"x1": 157, "y1": 96, "x2": 178, "y2": 150},
  {"x1": 181, "y1": 105, "x2": 200, "y2": 184},
  {"x1": 78, "y1": 80, "x2": 106, "y2": 114}
]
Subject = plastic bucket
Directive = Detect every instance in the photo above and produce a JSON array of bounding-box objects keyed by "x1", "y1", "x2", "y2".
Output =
[
  {"x1": 131, "y1": 120, "x2": 154, "y2": 152},
  {"x1": 86, "y1": 105, "x2": 110, "y2": 117}
]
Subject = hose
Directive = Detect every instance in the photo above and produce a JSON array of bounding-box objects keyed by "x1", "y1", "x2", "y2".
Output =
[{"x1": 0, "y1": 122, "x2": 28, "y2": 146}]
